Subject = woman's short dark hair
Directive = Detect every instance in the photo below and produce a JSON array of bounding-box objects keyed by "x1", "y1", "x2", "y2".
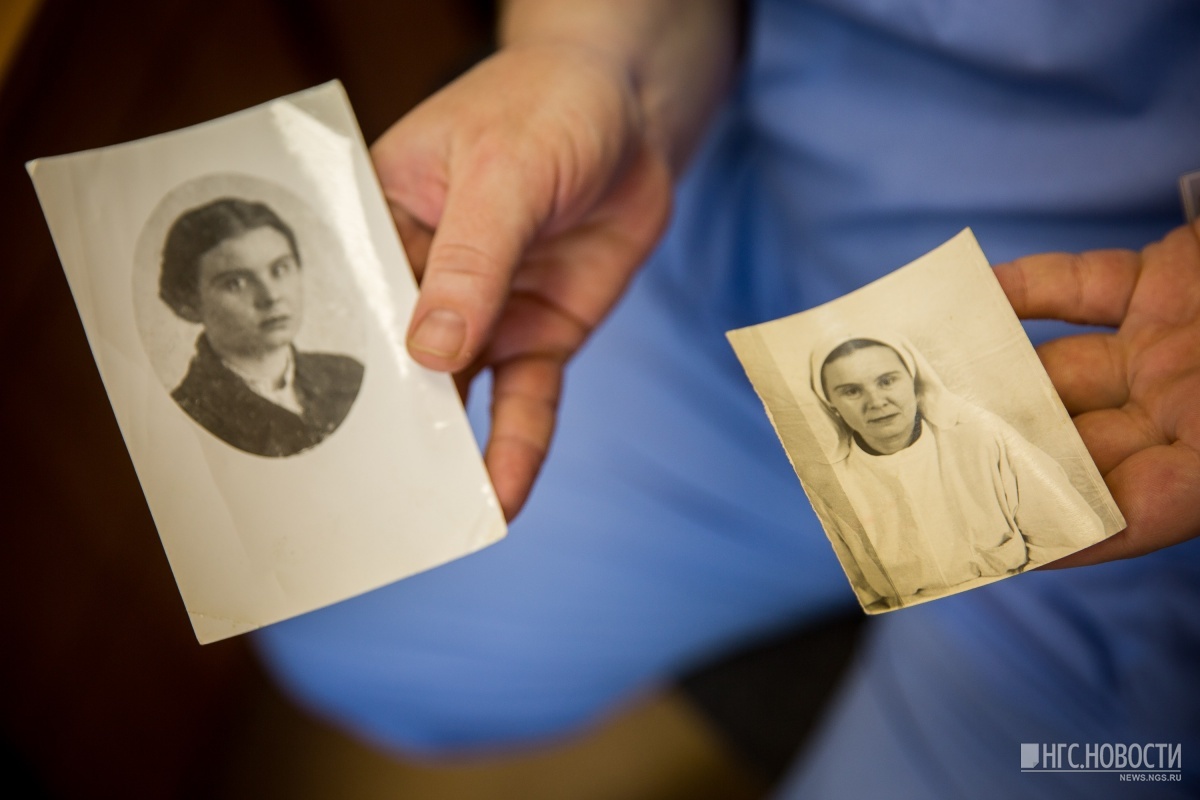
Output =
[{"x1": 159, "y1": 197, "x2": 299, "y2": 319}]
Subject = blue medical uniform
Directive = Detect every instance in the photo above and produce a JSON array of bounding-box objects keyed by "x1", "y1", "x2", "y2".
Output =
[{"x1": 257, "y1": 2, "x2": 1200, "y2": 793}]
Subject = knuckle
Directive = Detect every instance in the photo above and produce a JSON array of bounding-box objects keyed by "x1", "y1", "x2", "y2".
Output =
[{"x1": 424, "y1": 241, "x2": 509, "y2": 299}]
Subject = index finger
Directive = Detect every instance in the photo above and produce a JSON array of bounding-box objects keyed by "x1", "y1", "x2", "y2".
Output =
[{"x1": 994, "y1": 248, "x2": 1141, "y2": 326}]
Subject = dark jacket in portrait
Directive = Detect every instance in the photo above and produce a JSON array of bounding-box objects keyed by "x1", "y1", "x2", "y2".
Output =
[{"x1": 173, "y1": 335, "x2": 364, "y2": 457}]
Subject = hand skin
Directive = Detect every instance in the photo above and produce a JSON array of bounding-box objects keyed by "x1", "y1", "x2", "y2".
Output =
[
  {"x1": 373, "y1": 1, "x2": 739, "y2": 519},
  {"x1": 994, "y1": 219, "x2": 1200, "y2": 567}
]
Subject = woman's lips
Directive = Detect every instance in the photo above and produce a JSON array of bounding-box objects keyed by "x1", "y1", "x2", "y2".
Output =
[
  {"x1": 260, "y1": 314, "x2": 291, "y2": 331},
  {"x1": 868, "y1": 412, "x2": 899, "y2": 425}
]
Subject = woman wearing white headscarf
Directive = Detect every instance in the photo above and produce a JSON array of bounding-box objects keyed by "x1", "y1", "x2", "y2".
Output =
[{"x1": 810, "y1": 333, "x2": 1106, "y2": 609}]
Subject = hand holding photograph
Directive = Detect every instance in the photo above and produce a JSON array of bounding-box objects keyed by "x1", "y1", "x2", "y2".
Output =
[
  {"x1": 27, "y1": 82, "x2": 507, "y2": 643},
  {"x1": 728, "y1": 231, "x2": 1124, "y2": 612}
]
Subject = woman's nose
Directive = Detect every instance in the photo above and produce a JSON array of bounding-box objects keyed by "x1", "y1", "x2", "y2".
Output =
[{"x1": 255, "y1": 278, "x2": 283, "y2": 307}]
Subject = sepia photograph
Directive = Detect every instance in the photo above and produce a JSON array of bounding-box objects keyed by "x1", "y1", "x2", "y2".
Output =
[
  {"x1": 28, "y1": 82, "x2": 506, "y2": 643},
  {"x1": 728, "y1": 230, "x2": 1125, "y2": 612}
]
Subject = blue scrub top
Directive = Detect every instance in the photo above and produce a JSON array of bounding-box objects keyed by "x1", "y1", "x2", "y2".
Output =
[{"x1": 256, "y1": 2, "x2": 1200, "y2": 789}]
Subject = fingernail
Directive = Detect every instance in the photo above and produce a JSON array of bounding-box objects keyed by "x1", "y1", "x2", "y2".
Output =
[{"x1": 410, "y1": 308, "x2": 466, "y2": 360}]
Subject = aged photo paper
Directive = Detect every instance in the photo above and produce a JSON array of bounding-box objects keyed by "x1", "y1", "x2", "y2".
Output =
[
  {"x1": 728, "y1": 230, "x2": 1124, "y2": 613},
  {"x1": 28, "y1": 82, "x2": 507, "y2": 643},
  {"x1": 1180, "y1": 168, "x2": 1200, "y2": 223}
]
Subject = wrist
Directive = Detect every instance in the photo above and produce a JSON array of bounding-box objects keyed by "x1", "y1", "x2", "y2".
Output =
[{"x1": 497, "y1": 1, "x2": 740, "y2": 175}]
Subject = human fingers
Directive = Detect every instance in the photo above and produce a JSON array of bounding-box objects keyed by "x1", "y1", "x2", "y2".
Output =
[
  {"x1": 380, "y1": 47, "x2": 642, "y2": 374},
  {"x1": 405, "y1": 149, "x2": 550, "y2": 373},
  {"x1": 1043, "y1": 442, "x2": 1200, "y2": 568},
  {"x1": 994, "y1": 248, "x2": 1140, "y2": 326},
  {"x1": 388, "y1": 204, "x2": 434, "y2": 281},
  {"x1": 1073, "y1": 407, "x2": 1160, "y2": 474},
  {"x1": 1035, "y1": 334, "x2": 1128, "y2": 414},
  {"x1": 485, "y1": 353, "x2": 564, "y2": 519},
  {"x1": 473, "y1": 152, "x2": 669, "y2": 518},
  {"x1": 1123, "y1": 220, "x2": 1200, "y2": 327},
  {"x1": 470, "y1": 290, "x2": 596, "y2": 519},
  {"x1": 504, "y1": 144, "x2": 672, "y2": 342}
]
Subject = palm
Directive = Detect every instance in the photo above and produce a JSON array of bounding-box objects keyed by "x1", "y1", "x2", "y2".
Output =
[{"x1": 995, "y1": 221, "x2": 1200, "y2": 566}]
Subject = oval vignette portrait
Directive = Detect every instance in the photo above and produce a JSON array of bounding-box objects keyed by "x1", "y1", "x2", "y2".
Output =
[{"x1": 133, "y1": 173, "x2": 367, "y2": 458}]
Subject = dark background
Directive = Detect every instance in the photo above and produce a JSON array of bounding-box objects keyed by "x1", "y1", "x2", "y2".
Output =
[{"x1": 0, "y1": 3, "x2": 493, "y2": 795}]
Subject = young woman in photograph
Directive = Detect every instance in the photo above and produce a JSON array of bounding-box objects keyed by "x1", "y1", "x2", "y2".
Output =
[{"x1": 159, "y1": 198, "x2": 363, "y2": 457}]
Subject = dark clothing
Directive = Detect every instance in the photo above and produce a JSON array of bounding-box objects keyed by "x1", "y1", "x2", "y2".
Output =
[{"x1": 173, "y1": 335, "x2": 364, "y2": 457}]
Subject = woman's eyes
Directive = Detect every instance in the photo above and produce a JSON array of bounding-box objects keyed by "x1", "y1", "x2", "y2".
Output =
[
  {"x1": 215, "y1": 260, "x2": 294, "y2": 292},
  {"x1": 834, "y1": 374, "x2": 900, "y2": 399},
  {"x1": 270, "y1": 257, "x2": 297, "y2": 278}
]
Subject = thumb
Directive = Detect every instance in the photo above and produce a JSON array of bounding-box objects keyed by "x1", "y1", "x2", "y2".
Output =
[{"x1": 406, "y1": 150, "x2": 551, "y2": 371}]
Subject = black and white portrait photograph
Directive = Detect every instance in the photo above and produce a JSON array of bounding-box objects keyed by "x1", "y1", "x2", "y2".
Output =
[
  {"x1": 137, "y1": 177, "x2": 366, "y2": 458},
  {"x1": 28, "y1": 83, "x2": 506, "y2": 643},
  {"x1": 728, "y1": 230, "x2": 1124, "y2": 612}
]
